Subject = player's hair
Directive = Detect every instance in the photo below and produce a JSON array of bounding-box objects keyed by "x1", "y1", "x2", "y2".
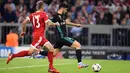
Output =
[
  {"x1": 59, "y1": 2, "x2": 68, "y2": 9},
  {"x1": 36, "y1": 0, "x2": 44, "y2": 10}
]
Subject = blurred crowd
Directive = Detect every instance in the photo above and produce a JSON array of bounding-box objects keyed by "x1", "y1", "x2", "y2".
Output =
[
  {"x1": 0, "y1": 0, "x2": 130, "y2": 46},
  {"x1": 0, "y1": 0, "x2": 129, "y2": 25},
  {"x1": 0, "y1": 0, "x2": 130, "y2": 25}
]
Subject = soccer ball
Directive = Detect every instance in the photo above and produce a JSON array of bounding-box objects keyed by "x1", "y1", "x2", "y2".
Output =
[{"x1": 92, "y1": 63, "x2": 101, "y2": 72}]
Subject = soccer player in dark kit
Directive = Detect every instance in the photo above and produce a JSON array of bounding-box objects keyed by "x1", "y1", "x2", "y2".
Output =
[{"x1": 40, "y1": 2, "x2": 88, "y2": 69}]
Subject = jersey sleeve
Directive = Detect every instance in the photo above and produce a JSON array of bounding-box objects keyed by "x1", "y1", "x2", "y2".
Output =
[
  {"x1": 51, "y1": 15, "x2": 58, "y2": 23},
  {"x1": 43, "y1": 12, "x2": 50, "y2": 23},
  {"x1": 26, "y1": 13, "x2": 32, "y2": 21}
]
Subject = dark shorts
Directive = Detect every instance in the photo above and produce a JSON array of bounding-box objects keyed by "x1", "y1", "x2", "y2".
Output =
[{"x1": 54, "y1": 37, "x2": 75, "y2": 49}]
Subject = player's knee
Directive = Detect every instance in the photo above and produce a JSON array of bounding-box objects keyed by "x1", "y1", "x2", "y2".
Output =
[
  {"x1": 76, "y1": 42, "x2": 81, "y2": 49},
  {"x1": 28, "y1": 52, "x2": 32, "y2": 55},
  {"x1": 48, "y1": 48, "x2": 54, "y2": 52},
  {"x1": 73, "y1": 41, "x2": 81, "y2": 49},
  {"x1": 28, "y1": 48, "x2": 36, "y2": 55}
]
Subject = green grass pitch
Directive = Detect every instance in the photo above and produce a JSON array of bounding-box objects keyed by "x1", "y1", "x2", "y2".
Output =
[{"x1": 0, "y1": 58, "x2": 129, "y2": 73}]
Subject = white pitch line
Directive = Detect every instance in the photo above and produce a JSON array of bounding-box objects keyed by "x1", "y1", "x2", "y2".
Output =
[{"x1": 0, "y1": 63, "x2": 73, "y2": 70}]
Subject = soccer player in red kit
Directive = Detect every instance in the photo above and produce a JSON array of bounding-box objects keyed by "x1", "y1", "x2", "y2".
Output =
[{"x1": 6, "y1": 1, "x2": 60, "y2": 73}]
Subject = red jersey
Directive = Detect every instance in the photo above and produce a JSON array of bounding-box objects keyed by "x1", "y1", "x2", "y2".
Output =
[{"x1": 27, "y1": 11, "x2": 49, "y2": 36}]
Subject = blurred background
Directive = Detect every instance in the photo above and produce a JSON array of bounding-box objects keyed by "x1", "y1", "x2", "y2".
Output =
[{"x1": 0, "y1": 0, "x2": 130, "y2": 60}]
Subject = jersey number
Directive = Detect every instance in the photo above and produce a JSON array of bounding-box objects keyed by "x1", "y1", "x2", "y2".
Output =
[{"x1": 33, "y1": 15, "x2": 40, "y2": 28}]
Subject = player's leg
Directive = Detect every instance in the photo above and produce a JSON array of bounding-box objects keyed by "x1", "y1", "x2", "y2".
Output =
[
  {"x1": 63, "y1": 37, "x2": 82, "y2": 63},
  {"x1": 43, "y1": 41, "x2": 60, "y2": 73},
  {"x1": 43, "y1": 42, "x2": 54, "y2": 68},
  {"x1": 6, "y1": 35, "x2": 42, "y2": 64},
  {"x1": 70, "y1": 40, "x2": 88, "y2": 68},
  {"x1": 39, "y1": 50, "x2": 48, "y2": 56},
  {"x1": 53, "y1": 48, "x2": 60, "y2": 56},
  {"x1": 39, "y1": 48, "x2": 59, "y2": 57},
  {"x1": 53, "y1": 41, "x2": 63, "y2": 56},
  {"x1": 39, "y1": 49, "x2": 60, "y2": 57},
  {"x1": 39, "y1": 40, "x2": 62, "y2": 57},
  {"x1": 6, "y1": 47, "x2": 37, "y2": 64},
  {"x1": 63, "y1": 37, "x2": 88, "y2": 68}
]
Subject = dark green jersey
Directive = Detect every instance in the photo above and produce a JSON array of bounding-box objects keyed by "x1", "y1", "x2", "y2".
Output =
[
  {"x1": 51, "y1": 13, "x2": 67, "y2": 38},
  {"x1": 51, "y1": 13, "x2": 75, "y2": 49}
]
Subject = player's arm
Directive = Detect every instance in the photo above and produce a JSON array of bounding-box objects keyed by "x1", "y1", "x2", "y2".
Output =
[
  {"x1": 44, "y1": 13, "x2": 59, "y2": 26},
  {"x1": 20, "y1": 18, "x2": 30, "y2": 37},
  {"x1": 46, "y1": 20, "x2": 59, "y2": 26},
  {"x1": 65, "y1": 18, "x2": 81, "y2": 27}
]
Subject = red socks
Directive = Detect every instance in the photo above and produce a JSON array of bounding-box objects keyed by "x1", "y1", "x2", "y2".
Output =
[
  {"x1": 12, "y1": 51, "x2": 29, "y2": 58},
  {"x1": 47, "y1": 51, "x2": 54, "y2": 68},
  {"x1": 12, "y1": 50, "x2": 54, "y2": 69}
]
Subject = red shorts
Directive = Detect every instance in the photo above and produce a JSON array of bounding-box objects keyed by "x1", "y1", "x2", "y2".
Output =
[{"x1": 30, "y1": 35, "x2": 49, "y2": 49}]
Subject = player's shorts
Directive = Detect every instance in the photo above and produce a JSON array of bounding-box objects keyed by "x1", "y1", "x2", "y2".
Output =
[
  {"x1": 54, "y1": 37, "x2": 75, "y2": 49},
  {"x1": 30, "y1": 35, "x2": 49, "y2": 49}
]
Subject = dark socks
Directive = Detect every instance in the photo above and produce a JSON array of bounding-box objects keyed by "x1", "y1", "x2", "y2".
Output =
[
  {"x1": 39, "y1": 51, "x2": 48, "y2": 56},
  {"x1": 76, "y1": 49, "x2": 82, "y2": 63},
  {"x1": 40, "y1": 49, "x2": 82, "y2": 63}
]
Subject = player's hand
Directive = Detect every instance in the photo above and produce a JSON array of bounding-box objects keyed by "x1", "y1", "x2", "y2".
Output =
[
  {"x1": 55, "y1": 22, "x2": 60, "y2": 26},
  {"x1": 20, "y1": 32, "x2": 25, "y2": 37},
  {"x1": 76, "y1": 24, "x2": 82, "y2": 27}
]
